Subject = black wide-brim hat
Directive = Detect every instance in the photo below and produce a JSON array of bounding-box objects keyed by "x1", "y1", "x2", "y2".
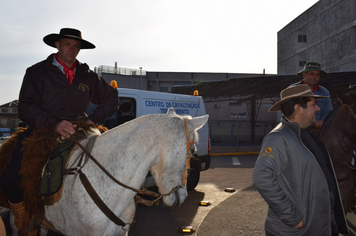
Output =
[
  {"x1": 43, "y1": 28, "x2": 95, "y2": 49},
  {"x1": 296, "y1": 62, "x2": 328, "y2": 78}
]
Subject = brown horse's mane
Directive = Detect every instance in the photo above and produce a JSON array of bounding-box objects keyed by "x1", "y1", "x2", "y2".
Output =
[
  {"x1": 318, "y1": 103, "x2": 341, "y2": 137},
  {"x1": 319, "y1": 91, "x2": 356, "y2": 213},
  {"x1": 319, "y1": 91, "x2": 356, "y2": 137}
]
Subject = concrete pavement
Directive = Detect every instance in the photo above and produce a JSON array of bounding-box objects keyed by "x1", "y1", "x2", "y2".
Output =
[{"x1": 203, "y1": 145, "x2": 356, "y2": 236}]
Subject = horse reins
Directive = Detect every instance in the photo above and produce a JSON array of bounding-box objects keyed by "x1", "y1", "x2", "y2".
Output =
[{"x1": 68, "y1": 119, "x2": 194, "y2": 229}]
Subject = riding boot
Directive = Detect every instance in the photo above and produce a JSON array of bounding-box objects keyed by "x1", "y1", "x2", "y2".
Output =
[{"x1": 9, "y1": 201, "x2": 38, "y2": 236}]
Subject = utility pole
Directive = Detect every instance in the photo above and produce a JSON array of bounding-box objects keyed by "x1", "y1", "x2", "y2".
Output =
[{"x1": 139, "y1": 67, "x2": 143, "y2": 90}]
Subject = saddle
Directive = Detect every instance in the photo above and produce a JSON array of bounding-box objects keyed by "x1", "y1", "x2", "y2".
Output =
[{"x1": 0, "y1": 122, "x2": 108, "y2": 218}]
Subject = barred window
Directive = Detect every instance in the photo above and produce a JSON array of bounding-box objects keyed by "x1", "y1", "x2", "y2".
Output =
[{"x1": 298, "y1": 35, "x2": 307, "y2": 43}]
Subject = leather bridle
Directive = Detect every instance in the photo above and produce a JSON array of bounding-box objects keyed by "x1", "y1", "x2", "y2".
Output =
[{"x1": 67, "y1": 119, "x2": 194, "y2": 230}]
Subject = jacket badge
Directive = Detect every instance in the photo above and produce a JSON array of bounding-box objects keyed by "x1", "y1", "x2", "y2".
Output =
[
  {"x1": 261, "y1": 147, "x2": 274, "y2": 159},
  {"x1": 79, "y1": 83, "x2": 89, "y2": 92}
]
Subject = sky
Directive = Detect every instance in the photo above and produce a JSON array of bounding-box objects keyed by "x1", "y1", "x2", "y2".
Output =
[{"x1": 0, "y1": 0, "x2": 319, "y2": 105}]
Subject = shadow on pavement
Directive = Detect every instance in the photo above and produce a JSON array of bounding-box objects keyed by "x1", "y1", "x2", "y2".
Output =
[
  {"x1": 198, "y1": 185, "x2": 356, "y2": 236},
  {"x1": 197, "y1": 185, "x2": 267, "y2": 236},
  {"x1": 129, "y1": 190, "x2": 205, "y2": 236}
]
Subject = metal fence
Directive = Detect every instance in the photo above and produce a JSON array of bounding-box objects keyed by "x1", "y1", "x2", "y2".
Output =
[{"x1": 97, "y1": 65, "x2": 146, "y2": 76}]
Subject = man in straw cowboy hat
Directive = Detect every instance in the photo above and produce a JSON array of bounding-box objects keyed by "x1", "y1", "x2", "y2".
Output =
[
  {"x1": 290, "y1": 62, "x2": 332, "y2": 128},
  {"x1": 0, "y1": 28, "x2": 119, "y2": 235},
  {"x1": 253, "y1": 84, "x2": 348, "y2": 236}
]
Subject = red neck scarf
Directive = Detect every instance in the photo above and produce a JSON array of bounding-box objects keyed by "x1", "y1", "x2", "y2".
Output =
[
  {"x1": 301, "y1": 80, "x2": 318, "y2": 104},
  {"x1": 55, "y1": 53, "x2": 77, "y2": 84},
  {"x1": 301, "y1": 79, "x2": 318, "y2": 92}
]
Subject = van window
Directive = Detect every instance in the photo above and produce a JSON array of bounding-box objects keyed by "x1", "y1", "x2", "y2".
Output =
[{"x1": 116, "y1": 97, "x2": 137, "y2": 126}]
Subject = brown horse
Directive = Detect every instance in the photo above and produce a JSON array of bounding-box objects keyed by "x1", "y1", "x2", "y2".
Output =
[{"x1": 319, "y1": 91, "x2": 356, "y2": 213}]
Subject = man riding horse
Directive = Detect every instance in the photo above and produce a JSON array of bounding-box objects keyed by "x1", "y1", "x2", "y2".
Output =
[
  {"x1": 0, "y1": 28, "x2": 119, "y2": 235},
  {"x1": 289, "y1": 62, "x2": 333, "y2": 129}
]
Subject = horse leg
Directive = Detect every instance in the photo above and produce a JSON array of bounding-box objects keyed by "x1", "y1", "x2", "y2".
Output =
[
  {"x1": 123, "y1": 199, "x2": 136, "y2": 223},
  {"x1": 103, "y1": 200, "x2": 136, "y2": 236}
]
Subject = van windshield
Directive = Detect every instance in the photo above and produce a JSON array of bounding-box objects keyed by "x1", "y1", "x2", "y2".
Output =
[{"x1": 116, "y1": 97, "x2": 137, "y2": 126}]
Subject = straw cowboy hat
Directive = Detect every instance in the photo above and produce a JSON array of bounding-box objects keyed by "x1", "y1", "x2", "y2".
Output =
[
  {"x1": 43, "y1": 28, "x2": 95, "y2": 49},
  {"x1": 296, "y1": 62, "x2": 329, "y2": 78},
  {"x1": 269, "y1": 84, "x2": 329, "y2": 112}
]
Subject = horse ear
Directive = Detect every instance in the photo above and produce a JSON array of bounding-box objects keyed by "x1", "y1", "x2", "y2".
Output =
[
  {"x1": 336, "y1": 91, "x2": 354, "y2": 106},
  {"x1": 167, "y1": 107, "x2": 176, "y2": 115},
  {"x1": 189, "y1": 115, "x2": 209, "y2": 130}
]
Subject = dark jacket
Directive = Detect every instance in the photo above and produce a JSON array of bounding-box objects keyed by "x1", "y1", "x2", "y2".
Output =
[
  {"x1": 18, "y1": 54, "x2": 119, "y2": 129},
  {"x1": 253, "y1": 118, "x2": 348, "y2": 236}
]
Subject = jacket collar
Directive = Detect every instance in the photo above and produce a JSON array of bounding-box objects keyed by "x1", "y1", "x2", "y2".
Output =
[
  {"x1": 45, "y1": 53, "x2": 88, "y2": 75},
  {"x1": 280, "y1": 117, "x2": 302, "y2": 137}
]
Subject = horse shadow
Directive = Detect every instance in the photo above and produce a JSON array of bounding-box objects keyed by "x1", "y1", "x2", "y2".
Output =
[{"x1": 128, "y1": 190, "x2": 205, "y2": 236}]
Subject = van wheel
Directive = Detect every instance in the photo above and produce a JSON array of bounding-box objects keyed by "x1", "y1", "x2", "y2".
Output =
[{"x1": 187, "y1": 160, "x2": 200, "y2": 190}]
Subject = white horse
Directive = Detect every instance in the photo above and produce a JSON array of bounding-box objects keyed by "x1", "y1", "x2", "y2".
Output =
[{"x1": 41, "y1": 108, "x2": 208, "y2": 236}]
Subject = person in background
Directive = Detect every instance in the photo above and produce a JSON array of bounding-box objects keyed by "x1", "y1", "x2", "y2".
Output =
[
  {"x1": 290, "y1": 62, "x2": 332, "y2": 128},
  {"x1": 0, "y1": 28, "x2": 119, "y2": 235},
  {"x1": 253, "y1": 84, "x2": 348, "y2": 236}
]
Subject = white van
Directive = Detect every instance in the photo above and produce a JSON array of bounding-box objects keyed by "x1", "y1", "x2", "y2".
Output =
[{"x1": 96, "y1": 88, "x2": 211, "y2": 190}]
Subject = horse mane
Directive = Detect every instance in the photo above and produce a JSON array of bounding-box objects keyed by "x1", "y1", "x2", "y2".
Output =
[
  {"x1": 164, "y1": 108, "x2": 200, "y2": 143},
  {"x1": 319, "y1": 103, "x2": 342, "y2": 136},
  {"x1": 320, "y1": 91, "x2": 356, "y2": 136},
  {"x1": 319, "y1": 91, "x2": 356, "y2": 213},
  {"x1": 167, "y1": 112, "x2": 201, "y2": 144}
]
